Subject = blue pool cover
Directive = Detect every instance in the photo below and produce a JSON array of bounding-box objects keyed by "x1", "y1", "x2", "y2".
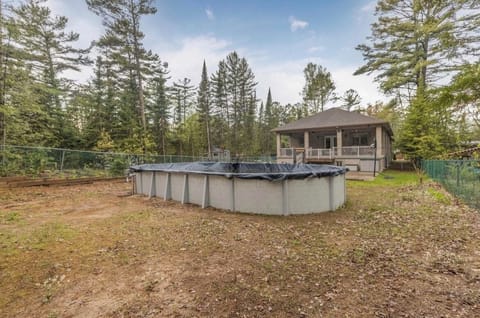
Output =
[{"x1": 130, "y1": 162, "x2": 347, "y2": 181}]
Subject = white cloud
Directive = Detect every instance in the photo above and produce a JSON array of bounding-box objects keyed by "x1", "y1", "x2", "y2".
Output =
[
  {"x1": 253, "y1": 60, "x2": 307, "y2": 105},
  {"x1": 329, "y1": 66, "x2": 386, "y2": 106},
  {"x1": 205, "y1": 8, "x2": 215, "y2": 20},
  {"x1": 289, "y1": 16, "x2": 309, "y2": 32},
  {"x1": 158, "y1": 34, "x2": 386, "y2": 107},
  {"x1": 158, "y1": 35, "x2": 232, "y2": 85},
  {"x1": 360, "y1": 1, "x2": 376, "y2": 13},
  {"x1": 46, "y1": 0, "x2": 103, "y2": 83},
  {"x1": 44, "y1": 1, "x2": 386, "y2": 109},
  {"x1": 47, "y1": 0, "x2": 102, "y2": 49},
  {"x1": 251, "y1": 57, "x2": 386, "y2": 107},
  {"x1": 307, "y1": 46, "x2": 324, "y2": 53}
]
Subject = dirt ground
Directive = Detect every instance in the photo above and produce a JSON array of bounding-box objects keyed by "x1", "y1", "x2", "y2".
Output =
[{"x1": 1, "y1": 172, "x2": 480, "y2": 317}]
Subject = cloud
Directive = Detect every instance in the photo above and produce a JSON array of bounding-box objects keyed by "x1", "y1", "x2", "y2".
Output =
[
  {"x1": 307, "y1": 46, "x2": 324, "y2": 53},
  {"x1": 289, "y1": 16, "x2": 309, "y2": 32},
  {"x1": 253, "y1": 60, "x2": 307, "y2": 105},
  {"x1": 45, "y1": 0, "x2": 386, "y2": 108},
  {"x1": 329, "y1": 66, "x2": 385, "y2": 106},
  {"x1": 251, "y1": 57, "x2": 386, "y2": 107},
  {"x1": 46, "y1": 0, "x2": 103, "y2": 83},
  {"x1": 159, "y1": 35, "x2": 232, "y2": 84},
  {"x1": 158, "y1": 34, "x2": 386, "y2": 107},
  {"x1": 251, "y1": 56, "x2": 329, "y2": 105},
  {"x1": 205, "y1": 8, "x2": 215, "y2": 20},
  {"x1": 360, "y1": 1, "x2": 376, "y2": 13}
]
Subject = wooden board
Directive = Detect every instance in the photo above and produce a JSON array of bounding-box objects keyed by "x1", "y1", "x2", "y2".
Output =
[
  {"x1": 0, "y1": 176, "x2": 30, "y2": 183},
  {"x1": 2, "y1": 176, "x2": 126, "y2": 188}
]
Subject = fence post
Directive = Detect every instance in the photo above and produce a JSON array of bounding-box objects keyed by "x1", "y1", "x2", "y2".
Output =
[
  {"x1": 456, "y1": 164, "x2": 460, "y2": 187},
  {"x1": 60, "y1": 150, "x2": 65, "y2": 171},
  {"x1": 1, "y1": 144, "x2": 4, "y2": 166}
]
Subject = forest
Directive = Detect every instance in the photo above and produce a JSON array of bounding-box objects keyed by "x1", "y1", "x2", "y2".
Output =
[{"x1": 0, "y1": 0, "x2": 479, "y2": 160}]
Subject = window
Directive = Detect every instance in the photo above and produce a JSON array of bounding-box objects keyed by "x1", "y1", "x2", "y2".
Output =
[
  {"x1": 324, "y1": 136, "x2": 337, "y2": 149},
  {"x1": 352, "y1": 133, "x2": 368, "y2": 146}
]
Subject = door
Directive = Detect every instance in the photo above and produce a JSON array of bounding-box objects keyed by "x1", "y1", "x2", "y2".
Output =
[{"x1": 324, "y1": 135, "x2": 337, "y2": 149}]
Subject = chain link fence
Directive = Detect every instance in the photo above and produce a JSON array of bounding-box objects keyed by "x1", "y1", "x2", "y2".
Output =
[
  {"x1": 0, "y1": 145, "x2": 276, "y2": 178},
  {"x1": 423, "y1": 160, "x2": 480, "y2": 209}
]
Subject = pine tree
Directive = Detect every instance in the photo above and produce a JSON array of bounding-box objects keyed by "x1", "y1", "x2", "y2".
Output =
[
  {"x1": 356, "y1": 0, "x2": 480, "y2": 159},
  {"x1": 302, "y1": 63, "x2": 336, "y2": 113},
  {"x1": 210, "y1": 60, "x2": 228, "y2": 150},
  {"x1": 341, "y1": 89, "x2": 361, "y2": 111},
  {"x1": 0, "y1": 1, "x2": 52, "y2": 153},
  {"x1": 355, "y1": 0, "x2": 480, "y2": 99},
  {"x1": 0, "y1": 0, "x2": 10, "y2": 153},
  {"x1": 13, "y1": 0, "x2": 91, "y2": 146},
  {"x1": 87, "y1": 0, "x2": 158, "y2": 152},
  {"x1": 146, "y1": 60, "x2": 170, "y2": 155},
  {"x1": 197, "y1": 60, "x2": 212, "y2": 157},
  {"x1": 441, "y1": 63, "x2": 480, "y2": 130},
  {"x1": 171, "y1": 77, "x2": 194, "y2": 155},
  {"x1": 172, "y1": 78, "x2": 195, "y2": 126},
  {"x1": 214, "y1": 51, "x2": 257, "y2": 155},
  {"x1": 263, "y1": 88, "x2": 274, "y2": 154}
]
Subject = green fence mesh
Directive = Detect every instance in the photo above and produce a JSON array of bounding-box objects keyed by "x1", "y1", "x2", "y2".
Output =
[
  {"x1": 0, "y1": 145, "x2": 276, "y2": 178},
  {"x1": 423, "y1": 160, "x2": 480, "y2": 209}
]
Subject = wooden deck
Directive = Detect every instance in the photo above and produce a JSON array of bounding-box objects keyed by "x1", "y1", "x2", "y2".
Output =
[{"x1": 306, "y1": 158, "x2": 335, "y2": 164}]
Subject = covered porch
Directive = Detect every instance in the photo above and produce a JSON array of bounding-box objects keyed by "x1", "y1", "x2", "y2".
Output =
[{"x1": 276, "y1": 126, "x2": 387, "y2": 165}]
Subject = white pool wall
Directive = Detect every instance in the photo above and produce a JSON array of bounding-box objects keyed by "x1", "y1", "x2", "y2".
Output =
[{"x1": 134, "y1": 170, "x2": 346, "y2": 215}]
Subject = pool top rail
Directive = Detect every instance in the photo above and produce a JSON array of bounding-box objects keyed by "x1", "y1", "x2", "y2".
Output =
[{"x1": 130, "y1": 162, "x2": 347, "y2": 181}]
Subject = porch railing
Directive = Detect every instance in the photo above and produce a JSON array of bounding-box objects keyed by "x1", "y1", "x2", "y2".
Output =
[
  {"x1": 280, "y1": 146, "x2": 376, "y2": 159},
  {"x1": 279, "y1": 148, "x2": 294, "y2": 157},
  {"x1": 339, "y1": 146, "x2": 375, "y2": 157},
  {"x1": 307, "y1": 148, "x2": 333, "y2": 159}
]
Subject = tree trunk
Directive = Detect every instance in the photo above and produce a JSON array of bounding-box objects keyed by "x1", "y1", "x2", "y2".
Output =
[
  {"x1": 0, "y1": 0, "x2": 5, "y2": 163},
  {"x1": 206, "y1": 116, "x2": 211, "y2": 158},
  {"x1": 129, "y1": 0, "x2": 147, "y2": 133}
]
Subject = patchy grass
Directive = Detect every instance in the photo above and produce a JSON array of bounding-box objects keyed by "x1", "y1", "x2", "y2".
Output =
[
  {"x1": 350, "y1": 169, "x2": 424, "y2": 187},
  {"x1": 0, "y1": 175, "x2": 479, "y2": 317},
  {"x1": 427, "y1": 186, "x2": 452, "y2": 205},
  {"x1": 0, "y1": 211, "x2": 23, "y2": 224}
]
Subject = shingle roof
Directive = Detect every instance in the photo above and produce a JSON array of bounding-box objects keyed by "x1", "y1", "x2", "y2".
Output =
[{"x1": 272, "y1": 108, "x2": 392, "y2": 134}]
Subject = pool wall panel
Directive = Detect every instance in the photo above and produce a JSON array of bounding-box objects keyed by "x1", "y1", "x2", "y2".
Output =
[
  {"x1": 286, "y1": 178, "x2": 330, "y2": 215},
  {"x1": 332, "y1": 174, "x2": 346, "y2": 210},
  {"x1": 140, "y1": 172, "x2": 153, "y2": 196},
  {"x1": 187, "y1": 174, "x2": 205, "y2": 205},
  {"x1": 208, "y1": 175, "x2": 234, "y2": 211},
  {"x1": 154, "y1": 172, "x2": 166, "y2": 198},
  {"x1": 169, "y1": 173, "x2": 183, "y2": 201},
  {"x1": 234, "y1": 179, "x2": 284, "y2": 215}
]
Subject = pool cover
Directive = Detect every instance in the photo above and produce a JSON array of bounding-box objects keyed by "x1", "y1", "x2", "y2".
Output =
[{"x1": 130, "y1": 162, "x2": 347, "y2": 181}]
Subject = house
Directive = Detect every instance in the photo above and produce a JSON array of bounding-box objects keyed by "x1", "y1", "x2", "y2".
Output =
[
  {"x1": 272, "y1": 108, "x2": 393, "y2": 172},
  {"x1": 210, "y1": 146, "x2": 230, "y2": 161}
]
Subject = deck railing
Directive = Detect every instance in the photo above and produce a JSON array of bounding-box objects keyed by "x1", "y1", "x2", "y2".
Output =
[
  {"x1": 279, "y1": 148, "x2": 294, "y2": 157},
  {"x1": 279, "y1": 146, "x2": 376, "y2": 159},
  {"x1": 307, "y1": 148, "x2": 333, "y2": 159},
  {"x1": 339, "y1": 146, "x2": 374, "y2": 157}
]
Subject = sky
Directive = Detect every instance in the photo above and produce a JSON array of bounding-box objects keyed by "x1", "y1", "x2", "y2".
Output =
[{"x1": 46, "y1": 0, "x2": 384, "y2": 107}]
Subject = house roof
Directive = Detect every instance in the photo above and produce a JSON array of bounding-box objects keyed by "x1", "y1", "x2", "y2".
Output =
[{"x1": 272, "y1": 108, "x2": 392, "y2": 134}]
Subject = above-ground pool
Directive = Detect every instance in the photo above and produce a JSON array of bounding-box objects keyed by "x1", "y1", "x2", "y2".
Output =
[{"x1": 130, "y1": 162, "x2": 347, "y2": 215}]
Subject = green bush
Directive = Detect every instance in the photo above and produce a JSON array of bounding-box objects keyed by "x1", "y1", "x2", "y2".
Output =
[{"x1": 109, "y1": 158, "x2": 128, "y2": 176}]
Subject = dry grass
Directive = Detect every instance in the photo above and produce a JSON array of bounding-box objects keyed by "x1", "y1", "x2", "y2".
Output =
[{"x1": 0, "y1": 172, "x2": 479, "y2": 317}]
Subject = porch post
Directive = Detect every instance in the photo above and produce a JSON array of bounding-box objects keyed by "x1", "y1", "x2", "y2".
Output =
[
  {"x1": 276, "y1": 133, "x2": 281, "y2": 158},
  {"x1": 336, "y1": 128, "x2": 342, "y2": 157},
  {"x1": 304, "y1": 131, "x2": 309, "y2": 153},
  {"x1": 376, "y1": 126, "x2": 383, "y2": 157}
]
